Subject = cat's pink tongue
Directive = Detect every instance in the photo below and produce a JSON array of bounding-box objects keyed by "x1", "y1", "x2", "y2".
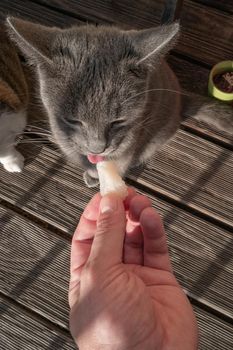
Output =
[{"x1": 87, "y1": 154, "x2": 105, "y2": 164}]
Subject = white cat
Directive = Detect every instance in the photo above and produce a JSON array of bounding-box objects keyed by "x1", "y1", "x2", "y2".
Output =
[
  {"x1": 0, "y1": 108, "x2": 26, "y2": 172},
  {"x1": 0, "y1": 25, "x2": 28, "y2": 172}
]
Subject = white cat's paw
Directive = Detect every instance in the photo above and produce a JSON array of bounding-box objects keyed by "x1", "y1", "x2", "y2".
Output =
[{"x1": 2, "y1": 152, "x2": 25, "y2": 173}]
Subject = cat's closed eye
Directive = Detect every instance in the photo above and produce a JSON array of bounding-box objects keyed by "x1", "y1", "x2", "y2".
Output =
[
  {"x1": 110, "y1": 119, "x2": 126, "y2": 129},
  {"x1": 65, "y1": 117, "x2": 83, "y2": 127}
]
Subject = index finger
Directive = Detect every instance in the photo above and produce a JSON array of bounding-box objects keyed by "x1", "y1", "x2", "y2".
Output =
[{"x1": 70, "y1": 193, "x2": 101, "y2": 280}]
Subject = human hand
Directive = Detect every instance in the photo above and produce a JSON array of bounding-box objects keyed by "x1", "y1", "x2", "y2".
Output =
[{"x1": 69, "y1": 189, "x2": 198, "y2": 350}]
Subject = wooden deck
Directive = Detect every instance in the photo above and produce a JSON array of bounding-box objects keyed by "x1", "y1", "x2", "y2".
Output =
[{"x1": 0, "y1": 0, "x2": 233, "y2": 349}]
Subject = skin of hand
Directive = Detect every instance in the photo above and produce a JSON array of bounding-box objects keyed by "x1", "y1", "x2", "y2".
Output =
[{"x1": 69, "y1": 189, "x2": 198, "y2": 350}]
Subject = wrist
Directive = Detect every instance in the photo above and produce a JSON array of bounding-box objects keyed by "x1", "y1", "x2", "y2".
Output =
[{"x1": 76, "y1": 336, "x2": 159, "y2": 350}]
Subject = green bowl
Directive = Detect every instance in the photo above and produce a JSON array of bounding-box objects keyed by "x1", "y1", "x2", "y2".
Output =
[{"x1": 208, "y1": 61, "x2": 233, "y2": 102}]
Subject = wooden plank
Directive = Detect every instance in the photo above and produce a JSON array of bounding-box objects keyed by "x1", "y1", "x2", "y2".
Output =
[
  {"x1": 0, "y1": 2, "x2": 232, "y2": 347},
  {"x1": 129, "y1": 129, "x2": 233, "y2": 228},
  {"x1": 167, "y1": 55, "x2": 210, "y2": 96},
  {"x1": 31, "y1": 0, "x2": 162, "y2": 27},
  {"x1": 0, "y1": 204, "x2": 71, "y2": 327},
  {"x1": 193, "y1": 306, "x2": 233, "y2": 350},
  {"x1": 0, "y1": 301, "x2": 232, "y2": 350},
  {"x1": 32, "y1": 0, "x2": 233, "y2": 66},
  {"x1": 0, "y1": 296, "x2": 75, "y2": 349},
  {"x1": 161, "y1": 0, "x2": 183, "y2": 24},
  {"x1": 0, "y1": 146, "x2": 232, "y2": 317},
  {"x1": 194, "y1": 0, "x2": 233, "y2": 14},
  {"x1": 0, "y1": 0, "x2": 232, "y2": 221},
  {"x1": 161, "y1": 0, "x2": 184, "y2": 24},
  {"x1": 0, "y1": 0, "x2": 81, "y2": 27},
  {"x1": 1, "y1": 127, "x2": 232, "y2": 228},
  {"x1": 3, "y1": 203, "x2": 77, "y2": 326},
  {"x1": 0, "y1": 145, "x2": 92, "y2": 231},
  {"x1": 167, "y1": 55, "x2": 233, "y2": 147},
  {"x1": 1, "y1": 0, "x2": 232, "y2": 146},
  {"x1": 1, "y1": 302, "x2": 232, "y2": 350},
  {"x1": 178, "y1": 1, "x2": 233, "y2": 66},
  {"x1": 0, "y1": 205, "x2": 233, "y2": 349}
]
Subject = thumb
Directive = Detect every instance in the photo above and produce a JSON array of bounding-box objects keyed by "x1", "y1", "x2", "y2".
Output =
[{"x1": 88, "y1": 194, "x2": 126, "y2": 268}]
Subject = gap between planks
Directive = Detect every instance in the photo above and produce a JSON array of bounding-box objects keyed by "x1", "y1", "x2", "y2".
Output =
[
  {"x1": 0, "y1": 294, "x2": 76, "y2": 350},
  {"x1": 0, "y1": 197, "x2": 72, "y2": 242},
  {"x1": 126, "y1": 177, "x2": 233, "y2": 232},
  {"x1": 0, "y1": 292, "x2": 71, "y2": 335},
  {"x1": 194, "y1": 0, "x2": 233, "y2": 14}
]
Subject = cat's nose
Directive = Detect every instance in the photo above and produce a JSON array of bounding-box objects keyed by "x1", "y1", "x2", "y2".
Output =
[{"x1": 88, "y1": 144, "x2": 106, "y2": 154}]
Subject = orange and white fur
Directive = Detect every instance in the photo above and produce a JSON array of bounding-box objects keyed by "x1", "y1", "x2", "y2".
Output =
[{"x1": 0, "y1": 24, "x2": 28, "y2": 172}]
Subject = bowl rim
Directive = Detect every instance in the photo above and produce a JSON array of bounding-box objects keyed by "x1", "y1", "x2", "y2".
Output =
[{"x1": 208, "y1": 60, "x2": 233, "y2": 101}]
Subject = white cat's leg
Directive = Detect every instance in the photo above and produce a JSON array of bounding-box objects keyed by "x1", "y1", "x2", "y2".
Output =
[
  {"x1": 0, "y1": 148, "x2": 25, "y2": 173},
  {"x1": 0, "y1": 109, "x2": 27, "y2": 172}
]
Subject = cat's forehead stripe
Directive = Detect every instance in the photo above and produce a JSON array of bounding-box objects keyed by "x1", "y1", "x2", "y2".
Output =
[{"x1": 55, "y1": 27, "x2": 139, "y2": 64}]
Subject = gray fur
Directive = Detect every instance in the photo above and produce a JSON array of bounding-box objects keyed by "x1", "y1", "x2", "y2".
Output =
[
  {"x1": 183, "y1": 93, "x2": 233, "y2": 133},
  {"x1": 6, "y1": 18, "x2": 233, "y2": 186}
]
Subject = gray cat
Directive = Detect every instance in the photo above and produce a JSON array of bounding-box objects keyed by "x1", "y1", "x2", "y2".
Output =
[{"x1": 6, "y1": 18, "x2": 233, "y2": 187}]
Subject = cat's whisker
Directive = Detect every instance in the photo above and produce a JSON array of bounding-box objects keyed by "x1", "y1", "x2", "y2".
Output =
[
  {"x1": 130, "y1": 117, "x2": 154, "y2": 130},
  {"x1": 18, "y1": 136, "x2": 52, "y2": 141},
  {"x1": 26, "y1": 120, "x2": 48, "y2": 124},
  {"x1": 27, "y1": 124, "x2": 49, "y2": 128},
  {"x1": 122, "y1": 88, "x2": 190, "y2": 105},
  {"x1": 18, "y1": 140, "x2": 53, "y2": 145},
  {"x1": 21, "y1": 132, "x2": 52, "y2": 138},
  {"x1": 2, "y1": 139, "x2": 52, "y2": 148},
  {"x1": 25, "y1": 124, "x2": 51, "y2": 130},
  {"x1": 59, "y1": 147, "x2": 77, "y2": 160},
  {"x1": 25, "y1": 126, "x2": 51, "y2": 133}
]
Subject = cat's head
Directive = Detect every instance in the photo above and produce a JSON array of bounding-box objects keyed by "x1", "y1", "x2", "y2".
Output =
[{"x1": 6, "y1": 17, "x2": 179, "y2": 164}]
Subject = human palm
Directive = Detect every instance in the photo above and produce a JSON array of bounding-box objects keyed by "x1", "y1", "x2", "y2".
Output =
[{"x1": 69, "y1": 190, "x2": 198, "y2": 350}]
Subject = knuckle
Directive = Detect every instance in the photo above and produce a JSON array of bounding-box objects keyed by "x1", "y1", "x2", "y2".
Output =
[
  {"x1": 97, "y1": 214, "x2": 116, "y2": 231},
  {"x1": 98, "y1": 212, "x2": 125, "y2": 230}
]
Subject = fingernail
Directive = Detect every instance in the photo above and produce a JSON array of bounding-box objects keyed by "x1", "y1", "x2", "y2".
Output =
[{"x1": 100, "y1": 195, "x2": 118, "y2": 213}]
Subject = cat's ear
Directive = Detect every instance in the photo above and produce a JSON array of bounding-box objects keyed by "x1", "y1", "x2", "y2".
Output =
[
  {"x1": 6, "y1": 17, "x2": 60, "y2": 64},
  {"x1": 130, "y1": 22, "x2": 180, "y2": 68}
]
